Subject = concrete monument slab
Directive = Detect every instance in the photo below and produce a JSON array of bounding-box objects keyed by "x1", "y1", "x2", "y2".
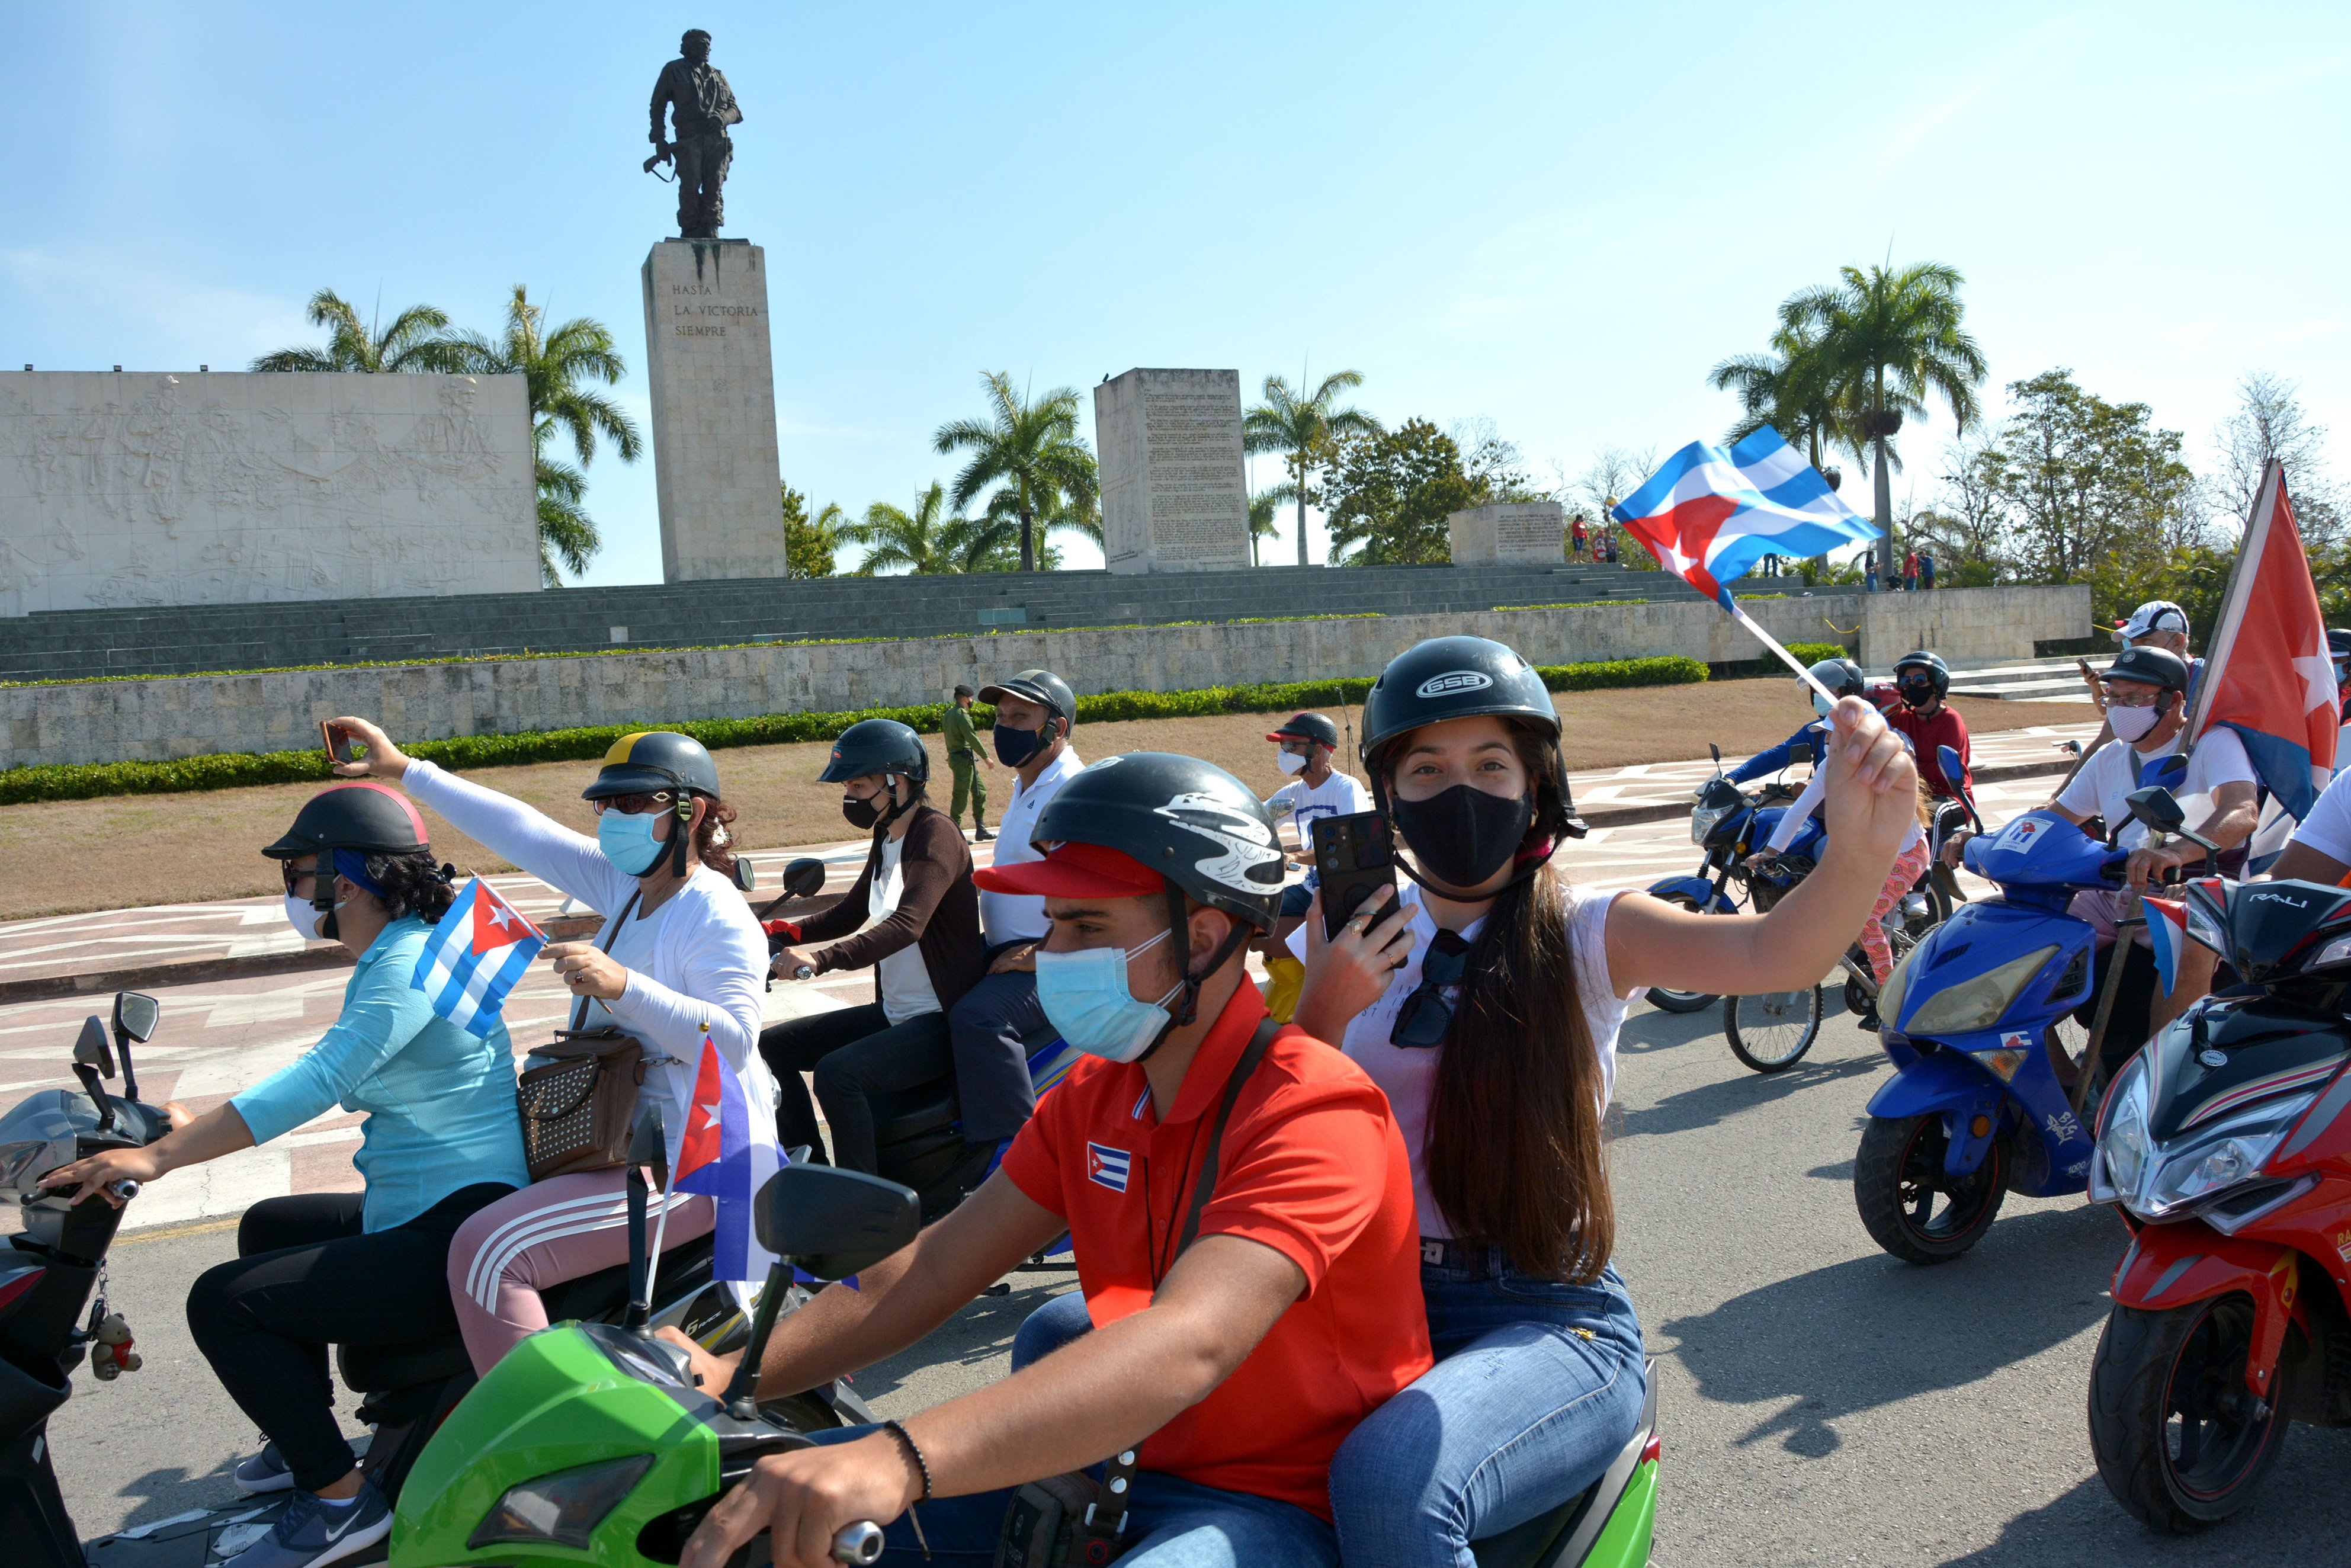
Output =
[
  {"x1": 1448, "y1": 501, "x2": 1565, "y2": 566},
  {"x1": 1094, "y1": 368, "x2": 1249, "y2": 575},
  {"x1": 0, "y1": 370, "x2": 536, "y2": 617},
  {"x1": 642, "y1": 239, "x2": 784, "y2": 582}
]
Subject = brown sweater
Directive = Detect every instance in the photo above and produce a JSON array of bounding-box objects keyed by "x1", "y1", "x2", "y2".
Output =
[{"x1": 796, "y1": 804, "x2": 987, "y2": 1014}]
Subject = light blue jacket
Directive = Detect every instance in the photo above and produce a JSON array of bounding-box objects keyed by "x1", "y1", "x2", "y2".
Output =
[{"x1": 232, "y1": 916, "x2": 528, "y2": 1232}]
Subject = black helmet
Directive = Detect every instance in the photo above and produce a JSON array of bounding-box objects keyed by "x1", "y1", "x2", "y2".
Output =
[
  {"x1": 1027, "y1": 753, "x2": 1285, "y2": 934},
  {"x1": 2328, "y1": 628, "x2": 2351, "y2": 660},
  {"x1": 1359, "y1": 635, "x2": 1583, "y2": 860},
  {"x1": 582, "y1": 730, "x2": 722, "y2": 801},
  {"x1": 819, "y1": 719, "x2": 931, "y2": 785},
  {"x1": 979, "y1": 668, "x2": 1076, "y2": 731},
  {"x1": 2104, "y1": 644, "x2": 2191, "y2": 694},
  {"x1": 1893, "y1": 650, "x2": 1951, "y2": 698},
  {"x1": 264, "y1": 781, "x2": 431, "y2": 861},
  {"x1": 1806, "y1": 657, "x2": 1867, "y2": 699},
  {"x1": 1267, "y1": 711, "x2": 1340, "y2": 749}
]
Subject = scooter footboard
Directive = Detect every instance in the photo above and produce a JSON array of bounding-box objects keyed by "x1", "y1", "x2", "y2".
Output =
[{"x1": 2112, "y1": 1224, "x2": 2304, "y2": 1405}]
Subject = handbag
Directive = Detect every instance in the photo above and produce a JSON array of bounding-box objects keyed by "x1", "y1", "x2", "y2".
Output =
[
  {"x1": 992, "y1": 1018, "x2": 1279, "y2": 1567},
  {"x1": 516, "y1": 892, "x2": 650, "y2": 1181}
]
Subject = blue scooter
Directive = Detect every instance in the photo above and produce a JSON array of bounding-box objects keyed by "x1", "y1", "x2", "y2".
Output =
[{"x1": 1852, "y1": 746, "x2": 2112, "y2": 1262}]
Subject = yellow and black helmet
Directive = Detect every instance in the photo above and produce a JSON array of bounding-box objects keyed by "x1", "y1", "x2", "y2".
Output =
[{"x1": 582, "y1": 730, "x2": 723, "y2": 803}]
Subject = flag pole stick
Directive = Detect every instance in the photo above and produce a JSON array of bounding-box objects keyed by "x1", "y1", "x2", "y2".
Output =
[
  {"x1": 1731, "y1": 601, "x2": 1842, "y2": 707},
  {"x1": 646, "y1": 1176, "x2": 671, "y2": 1310}
]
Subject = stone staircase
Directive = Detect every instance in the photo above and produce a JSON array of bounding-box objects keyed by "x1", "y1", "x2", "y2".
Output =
[{"x1": 1868, "y1": 652, "x2": 2113, "y2": 704}]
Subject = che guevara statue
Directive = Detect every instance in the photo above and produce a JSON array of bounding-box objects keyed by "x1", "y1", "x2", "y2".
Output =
[{"x1": 646, "y1": 29, "x2": 742, "y2": 239}]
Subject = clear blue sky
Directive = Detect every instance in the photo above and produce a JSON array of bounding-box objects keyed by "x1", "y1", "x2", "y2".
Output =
[{"x1": 6, "y1": 2, "x2": 2346, "y2": 583}]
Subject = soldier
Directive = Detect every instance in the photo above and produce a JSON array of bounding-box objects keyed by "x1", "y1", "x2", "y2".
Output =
[{"x1": 648, "y1": 29, "x2": 743, "y2": 239}]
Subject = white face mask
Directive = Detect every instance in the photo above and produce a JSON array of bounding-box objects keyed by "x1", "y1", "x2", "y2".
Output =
[
  {"x1": 282, "y1": 890, "x2": 342, "y2": 939},
  {"x1": 1275, "y1": 750, "x2": 1308, "y2": 776},
  {"x1": 2107, "y1": 701, "x2": 2163, "y2": 745}
]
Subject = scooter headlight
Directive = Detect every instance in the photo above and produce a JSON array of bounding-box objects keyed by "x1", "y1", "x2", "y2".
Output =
[
  {"x1": 1691, "y1": 800, "x2": 1737, "y2": 845},
  {"x1": 2131, "y1": 1102, "x2": 2310, "y2": 1221},
  {"x1": 470, "y1": 1454, "x2": 654, "y2": 1550},
  {"x1": 1903, "y1": 946, "x2": 2056, "y2": 1037},
  {"x1": 2096, "y1": 1066, "x2": 2151, "y2": 1200}
]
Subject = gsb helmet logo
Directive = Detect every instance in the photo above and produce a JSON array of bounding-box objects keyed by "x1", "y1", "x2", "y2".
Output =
[{"x1": 1416, "y1": 671, "x2": 1494, "y2": 700}]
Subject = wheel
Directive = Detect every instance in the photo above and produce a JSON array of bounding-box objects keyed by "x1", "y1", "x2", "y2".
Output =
[
  {"x1": 2088, "y1": 1296, "x2": 2295, "y2": 1531},
  {"x1": 1644, "y1": 891, "x2": 1721, "y2": 1013},
  {"x1": 1852, "y1": 1112, "x2": 2007, "y2": 1263},
  {"x1": 1725, "y1": 985, "x2": 1822, "y2": 1072}
]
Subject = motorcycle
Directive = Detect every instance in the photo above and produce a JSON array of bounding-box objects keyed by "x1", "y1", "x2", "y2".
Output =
[
  {"x1": 0, "y1": 990, "x2": 869, "y2": 1568},
  {"x1": 2086, "y1": 800, "x2": 2351, "y2": 1531}
]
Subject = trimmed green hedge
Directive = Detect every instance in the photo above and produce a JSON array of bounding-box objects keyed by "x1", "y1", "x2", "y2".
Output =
[{"x1": 0, "y1": 655, "x2": 1708, "y2": 806}]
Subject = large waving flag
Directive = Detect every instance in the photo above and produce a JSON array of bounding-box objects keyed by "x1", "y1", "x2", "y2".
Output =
[
  {"x1": 2185, "y1": 460, "x2": 2337, "y2": 820},
  {"x1": 1611, "y1": 428, "x2": 1880, "y2": 610},
  {"x1": 411, "y1": 878, "x2": 546, "y2": 1037},
  {"x1": 673, "y1": 1032, "x2": 785, "y2": 1288}
]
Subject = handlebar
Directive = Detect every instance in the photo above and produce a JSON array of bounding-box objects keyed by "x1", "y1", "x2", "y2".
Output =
[
  {"x1": 834, "y1": 1521, "x2": 884, "y2": 1564},
  {"x1": 792, "y1": 965, "x2": 816, "y2": 982},
  {"x1": 104, "y1": 1179, "x2": 139, "y2": 1203}
]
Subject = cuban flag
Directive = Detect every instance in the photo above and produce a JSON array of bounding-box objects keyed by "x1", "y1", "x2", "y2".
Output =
[
  {"x1": 673, "y1": 1033, "x2": 786, "y2": 1288},
  {"x1": 2186, "y1": 460, "x2": 2337, "y2": 823},
  {"x1": 411, "y1": 879, "x2": 546, "y2": 1038},
  {"x1": 2144, "y1": 896, "x2": 2189, "y2": 996},
  {"x1": 1611, "y1": 428, "x2": 1881, "y2": 610}
]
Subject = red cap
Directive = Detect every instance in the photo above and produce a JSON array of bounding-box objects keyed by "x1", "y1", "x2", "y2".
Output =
[{"x1": 973, "y1": 841, "x2": 1168, "y2": 900}]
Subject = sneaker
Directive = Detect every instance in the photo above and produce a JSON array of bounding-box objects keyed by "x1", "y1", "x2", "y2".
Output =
[
  {"x1": 1855, "y1": 1007, "x2": 1882, "y2": 1033},
  {"x1": 224, "y1": 1481, "x2": 391, "y2": 1568},
  {"x1": 233, "y1": 1441, "x2": 294, "y2": 1495}
]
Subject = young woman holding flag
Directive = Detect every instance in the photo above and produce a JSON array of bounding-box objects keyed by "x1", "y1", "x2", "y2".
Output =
[
  {"x1": 42, "y1": 783, "x2": 529, "y2": 1567},
  {"x1": 320, "y1": 717, "x2": 775, "y2": 1378}
]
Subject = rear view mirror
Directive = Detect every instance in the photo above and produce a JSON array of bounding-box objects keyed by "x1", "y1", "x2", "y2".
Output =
[
  {"x1": 74, "y1": 1017, "x2": 116, "y2": 1078},
  {"x1": 782, "y1": 858, "x2": 827, "y2": 900},
  {"x1": 1937, "y1": 746, "x2": 1964, "y2": 787},
  {"x1": 732, "y1": 858, "x2": 757, "y2": 893},
  {"x1": 2125, "y1": 786, "x2": 2187, "y2": 835},
  {"x1": 114, "y1": 992, "x2": 159, "y2": 1044},
  {"x1": 755, "y1": 1163, "x2": 920, "y2": 1281}
]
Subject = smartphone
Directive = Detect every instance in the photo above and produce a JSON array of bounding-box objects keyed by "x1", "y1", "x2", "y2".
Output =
[
  {"x1": 1313, "y1": 810, "x2": 1399, "y2": 943},
  {"x1": 319, "y1": 722, "x2": 364, "y2": 766}
]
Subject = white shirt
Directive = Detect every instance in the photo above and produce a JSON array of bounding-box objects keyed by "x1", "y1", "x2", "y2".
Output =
[
  {"x1": 871, "y1": 835, "x2": 943, "y2": 1024},
  {"x1": 980, "y1": 745, "x2": 1085, "y2": 946},
  {"x1": 1268, "y1": 768, "x2": 1375, "y2": 889},
  {"x1": 2056, "y1": 728, "x2": 2254, "y2": 849},
  {"x1": 1764, "y1": 768, "x2": 1926, "y2": 856},
  {"x1": 1289, "y1": 877, "x2": 1636, "y2": 1239},
  {"x1": 2286, "y1": 764, "x2": 2351, "y2": 866}
]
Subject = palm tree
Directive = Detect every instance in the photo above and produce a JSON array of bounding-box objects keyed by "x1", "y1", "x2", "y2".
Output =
[
  {"x1": 1783, "y1": 262, "x2": 1988, "y2": 576},
  {"x1": 992, "y1": 485, "x2": 1100, "y2": 551},
  {"x1": 1708, "y1": 316, "x2": 1855, "y2": 476},
  {"x1": 453, "y1": 286, "x2": 643, "y2": 585},
  {"x1": 935, "y1": 373, "x2": 1098, "y2": 572},
  {"x1": 251, "y1": 287, "x2": 467, "y2": 373},
  {"x1": 1243, "y1": 371, "x2": 1381, "y2": 567},
  {"x1": 841, "y1": 482, "x2": 1014, "y2": 574},
  {"x1": 1248, "y1": 482, "x2": 1298, "y2": 567}
]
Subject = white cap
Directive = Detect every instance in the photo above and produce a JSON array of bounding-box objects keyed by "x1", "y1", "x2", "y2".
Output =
[{"x1": 2114, "y1": 601, "x2": 2189, "y2": 642}]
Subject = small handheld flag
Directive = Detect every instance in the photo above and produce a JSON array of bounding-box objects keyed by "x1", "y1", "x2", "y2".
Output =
[
  {"x1": 674, "y1": 1032, "x2": 787, "y2": 1288},
  {"x1": 2144, "y1": 896, "x2": 2188, "y2": 997},
  {"x1": 411, "y1": 878, "x2": 546, "y2": 1037}
]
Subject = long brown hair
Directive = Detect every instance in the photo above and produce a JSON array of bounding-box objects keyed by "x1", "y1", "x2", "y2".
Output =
[{"x1": 1416, "y1": 725, "x2": 1614, "y2": 1281}]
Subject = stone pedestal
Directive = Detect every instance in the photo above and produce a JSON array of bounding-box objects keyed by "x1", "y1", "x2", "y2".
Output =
[
  {"x1": 1093, "y1": 368, "x2": 1249, "y2": 575},
  {"x1": 1448, "y1": 502, "x2": 1565, "y2": 566},
  {"x1": 641, "y1": 239, "x2": 783, "y2": 582}
]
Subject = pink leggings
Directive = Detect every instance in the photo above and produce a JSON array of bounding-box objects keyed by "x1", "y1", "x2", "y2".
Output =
[
  {"x1": 447, "y1": 1169, "x2": 715, "y2": 1375},
  {"x1": 1862, "y1": 839, "x2": 1935, "y2": 985}
]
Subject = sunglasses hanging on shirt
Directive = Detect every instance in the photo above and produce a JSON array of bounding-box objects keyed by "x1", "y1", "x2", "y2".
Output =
[{"x1": 1390, "y1": 929, "x2": 1473, "y2": 1048}]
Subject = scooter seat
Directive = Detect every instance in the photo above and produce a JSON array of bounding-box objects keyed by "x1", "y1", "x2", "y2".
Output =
[
  {"x1": 338, "y1": 1335, "x2": 472, "y2": 1394},
  {"x1": 1470, "y1": 1357, "x2": 1659, "y2": 1568},
  {"x1": 873, "y1": 1083, "x2": 959, "y2": 1146}
]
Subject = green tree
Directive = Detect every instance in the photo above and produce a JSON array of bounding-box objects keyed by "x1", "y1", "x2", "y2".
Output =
[
  {"x1": 250, "y1": 287, "x2": 467, "y2": 374},
  {"x1": 1249, "y1": 481, "x2": 1298, "y2": 567},
  {"x1": 1323, "y1": 418, "x2": 1478, "y2": 566},
  {"x1": 935, "y1": 373, "x2": 1098, "y2": 572},
  {"x1": 842, "y1": 482, "x2": 1027, "y2": 575},
  {"x1": 781, "y1": 485, "x2": 843, "y2": 578},
  {"x1": 1708, "y1": 315, "x2": 1855, "y2": 477},
  {"x1": 1978, "y1": 369, "x2": 2204, "y2": 588},
  {"x1": 1783, "y1": 262, "x2": 1988, "y2": 576},
  {"x1": 992, "y1": 485, "x2": 1098, "y2": 553},
  {"x1": 452, "y1": 286, "x2": 643, "y2": 585},
  {"x1": 1244, "y1": 370, "x2": 1381, "y2": 566}
]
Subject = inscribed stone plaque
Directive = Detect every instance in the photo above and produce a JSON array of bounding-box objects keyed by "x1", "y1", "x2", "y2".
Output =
[
  {"x1": 1093, "y1": 368, "x2": 1249, "y2": 575},
  {"x1": 1447, "y1": 502, "x2": 1565, "y2": 566},
  {"x1": 0, "y1": 370, "x2": 537, "y2": 616},
  {"x1": 642, "y1": 239, "x2": 785, "y2": 582}
]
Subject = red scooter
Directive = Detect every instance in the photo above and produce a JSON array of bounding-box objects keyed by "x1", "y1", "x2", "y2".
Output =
[{"x1": 2086, "y1": 843, "x2": 2351, "y2": 1531}]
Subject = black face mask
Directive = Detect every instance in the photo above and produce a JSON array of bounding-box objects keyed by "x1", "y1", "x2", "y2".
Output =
[
  {"x1": 1391, "y1": 785, "x2": 1535, "y2": 892},
  {"x1": 994, "y1": 722, "x2": 1050, "y2": 768},
  {"x1": 841, "y1": 794, "x2": 883, "y2": 831},
  {"x1": 1899, "y1": 681, "x2": 1936, "y2": 708}
]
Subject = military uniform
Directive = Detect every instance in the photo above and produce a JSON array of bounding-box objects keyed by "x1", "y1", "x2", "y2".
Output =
[
  {"x1": 942, "y1": 702, "x2": 988, "y2": 834},
  {"x1": 649, "y1": 56, "x2": 742, "y2": 238}
]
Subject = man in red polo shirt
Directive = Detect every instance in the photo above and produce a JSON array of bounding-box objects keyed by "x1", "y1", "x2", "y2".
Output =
[{"x1": 675, "y1": 753, "x2": 1431, "y2": 1567}]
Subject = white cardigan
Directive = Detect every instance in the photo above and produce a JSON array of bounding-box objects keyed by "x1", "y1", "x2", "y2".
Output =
[{"x1": 402, "y1": 758, "x2": 775, "y2": 1168}]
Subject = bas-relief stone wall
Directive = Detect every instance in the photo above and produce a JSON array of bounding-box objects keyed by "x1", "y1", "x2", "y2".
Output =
[
  {"x1": 1448, "y1": 502, "x2": 1565, "y2": 565},
  {"x1": 641, "y1": 241, "x2": 784, "y2": 583},
  {"x1": 1095, "y1": 369, "x2": 1249, "y2": 575},
  {"x1": 0, "y1": 371, "x2": 538, "y2": 617},
  {"x1": 0, "y1": 585, "x2": 2088, "y2": 769}
]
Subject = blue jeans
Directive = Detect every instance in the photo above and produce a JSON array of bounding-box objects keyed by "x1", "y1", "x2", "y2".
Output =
[{"x1": 1327, "y1": 1257, "x2": 1646, "y2": 1568}]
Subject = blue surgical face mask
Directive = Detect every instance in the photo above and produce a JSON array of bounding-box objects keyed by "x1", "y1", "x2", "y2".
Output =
[
  {"x1": 598, "y1": 807, "x2": 668, "y2": 876},
  {"x1": 1034, "y1": 928, "x2": 1183, "y2": 1063}
]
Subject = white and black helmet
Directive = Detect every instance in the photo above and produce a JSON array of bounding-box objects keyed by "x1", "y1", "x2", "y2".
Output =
[
  {"x1": 1029, "y1": 752, "x2": 1287, "y2": 934},
  {"x1": 1359, "y1": 635, "x2": 1585, "y2": 842}
]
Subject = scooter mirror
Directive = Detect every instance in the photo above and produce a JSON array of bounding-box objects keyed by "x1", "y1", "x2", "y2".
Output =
[
  {"x1": 113, "y1": 992, "x2": 160, "y2": 1044},
  {"x1": 1937, "y1": 745, "x2": 1964, "y2": 788},
  {"x1": 2125, "y1": 785, "x2": 2188, "y2": 835},
  {"x1": 732, "y1": 858, "x2": 757, "y2": 893},
  {"x1": 782, "y1": 858, "x2": 827, "y2": 900},
  {"x1": 74, "y1": 1016, "x2": 117, "y2": 1078},
  {"x1": 755, "y1": 1163, "x2": 919, "y2": 1282}
]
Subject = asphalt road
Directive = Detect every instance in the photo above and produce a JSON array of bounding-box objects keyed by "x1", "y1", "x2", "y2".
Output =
[{"x1": 44, "y1": 992, "x2": 2351, "y2": 1565}]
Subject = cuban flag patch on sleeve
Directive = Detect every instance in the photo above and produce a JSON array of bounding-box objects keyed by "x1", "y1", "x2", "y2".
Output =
[{"x1": 1086, "y1": 1143, "x2": 1132, "y2": 1193}]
